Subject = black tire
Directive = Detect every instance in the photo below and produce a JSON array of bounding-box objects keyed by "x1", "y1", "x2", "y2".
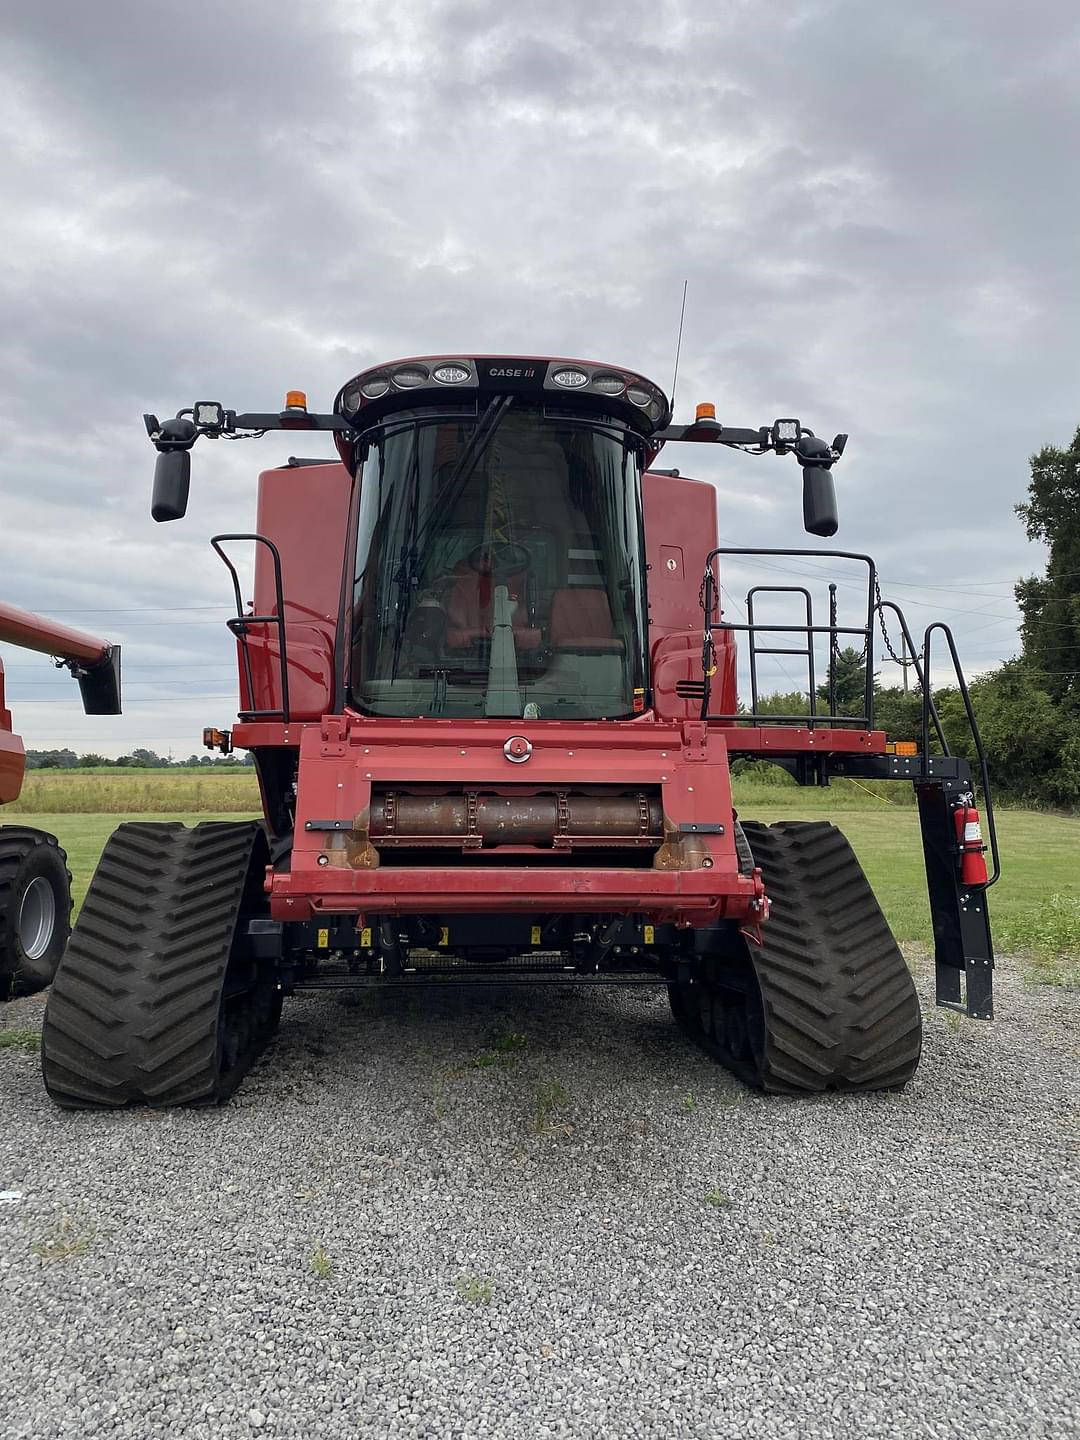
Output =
[
  {"x1": 0, "y1": 827, "x2": 73, "y2": 1001},
  {"x1": 671, "y1": 820, "x2": 922, "y2": 1093},
  {"x1": 42, "y1": 821, "x2": 281, "y2": 1109}
]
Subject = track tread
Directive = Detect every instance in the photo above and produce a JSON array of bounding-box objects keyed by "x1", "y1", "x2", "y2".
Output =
[
  {"x1": 741, "y1": 819, "x2": 922, "y2": 1092},
  {"x1": 672, "y1": 819, "x2": 921, "y2": 1093},
  {"x1": 42, "y1": 821, "x2": 274, "y2": 1109}
]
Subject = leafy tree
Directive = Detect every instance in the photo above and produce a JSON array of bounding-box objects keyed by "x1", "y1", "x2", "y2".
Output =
[
  {"x1": 934, "y1": 662, "x2": 1080, "y2": 807},
  {"x1": 27, "y1": 748, "x2": 78, "y2": 770},
  {"x1": 873, "y1": 685, "x2": 923, "y2": 742},
  {"x1": 815, "y1": 645, "x2": 868, "y2": 716},
  {"x1": 129, "y1": 747, "x2": 167, "y2": 769},
  {"x1": 754, "y1": 690, "x2": 809, "y2": 717},
  {"x1": 1015, "y1": 425, "x2": 1080, "y2": 706}
]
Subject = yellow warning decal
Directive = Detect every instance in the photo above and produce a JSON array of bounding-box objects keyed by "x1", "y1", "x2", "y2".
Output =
[
  {"x1": 317, "y1": 927, "x2": 329, "y2": 949},
  {"x1": 530, "y1": 925, "x2": 542, "y2": 945},
  {"x1": 643, "y1": 925, "x2": 655, "y2": 945},
  {"x1": 439, "y1": 926, "x2": 450, "y2": 947},
  {"x1": 360, "y1": 927, "x2": 372, "y2": 948}
]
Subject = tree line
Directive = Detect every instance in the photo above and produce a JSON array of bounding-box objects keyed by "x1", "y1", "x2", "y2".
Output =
[{"x1": 26, "y1": 748, "x2": 253, "y2": 770}]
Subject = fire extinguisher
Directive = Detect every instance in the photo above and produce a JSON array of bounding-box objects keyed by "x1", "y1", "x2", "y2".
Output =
[{"x1": 953, "y1": 796, "x2": 989, "y2": 887}]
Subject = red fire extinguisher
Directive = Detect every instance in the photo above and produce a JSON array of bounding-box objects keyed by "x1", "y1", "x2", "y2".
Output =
[{"x1": 954, "y1": 798, "x2": 989, "y2": 887}]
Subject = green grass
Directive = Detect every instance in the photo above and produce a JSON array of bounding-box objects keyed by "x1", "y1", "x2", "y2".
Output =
[
  {"x1": 732, "y1": 791, "x2": 1080, "y2": 952},
  {"x1": 0, "y1": 1029, "x2": 40, "y2": 1053}
]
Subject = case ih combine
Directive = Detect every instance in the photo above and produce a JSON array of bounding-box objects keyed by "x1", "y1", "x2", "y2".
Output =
[
  {"x1": 0, "y1": 602, "x2": 119, "y2": 1000},
  {"x1": 42, "y1": 355, "x2": 998, "y2": 1107}
]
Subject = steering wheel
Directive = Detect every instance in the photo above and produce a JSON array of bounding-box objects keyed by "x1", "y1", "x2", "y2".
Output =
[{"x1": 466, "y1": 541, "x2": 531, "y2": 578}]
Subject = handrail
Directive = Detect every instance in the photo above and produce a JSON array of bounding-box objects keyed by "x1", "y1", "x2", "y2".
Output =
[
  {"x1": 874, "y1": 600, "x2": 948, "y2": 753},
  {"x1": 699, "y1": 548, "x2": 876, "y2": 726},
  {"x1": 211, "y1": 533, "x2": 291, "y2": 724},
  {"x1": 922, "y1": 622, "x2": 1000, "y2": 887}
]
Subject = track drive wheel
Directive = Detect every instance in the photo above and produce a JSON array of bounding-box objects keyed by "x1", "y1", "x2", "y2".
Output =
[
  {"x1": 0, "y1": 827, "x2": 73, "y2": 1001},
  {"x1": 42, "y1": 821, "x2": 281, "y2": 1109},
  {"x1": 670, "y1": 820, "x2": 922, "y2": 1093}
]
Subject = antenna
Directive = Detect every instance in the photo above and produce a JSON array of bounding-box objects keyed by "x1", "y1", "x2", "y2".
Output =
[{"x1": 669, "y1": 279, "x2": 689, "y2": 411}]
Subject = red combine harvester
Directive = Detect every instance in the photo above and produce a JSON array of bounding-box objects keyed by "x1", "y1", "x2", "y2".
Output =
[
  {"x1": 42, "y1": 356, "x2": 998, "y2": 1107},
  {"x1": 0, "y1": 602, "x2": 120, "y2": 999}
]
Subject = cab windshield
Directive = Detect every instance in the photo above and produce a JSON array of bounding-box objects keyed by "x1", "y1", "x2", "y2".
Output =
[{"x1": 349, "y1": 401, "x2": 648, "y2": 719}]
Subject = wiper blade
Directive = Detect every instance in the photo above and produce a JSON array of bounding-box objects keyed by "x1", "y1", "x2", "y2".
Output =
[{"x1": 406, "y1": 394, "x2": 514, "y2": 565}]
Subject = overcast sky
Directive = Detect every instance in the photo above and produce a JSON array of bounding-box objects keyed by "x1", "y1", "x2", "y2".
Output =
[{"x1": 1, "y1": 0, "x2": 1078, "y2": 755}]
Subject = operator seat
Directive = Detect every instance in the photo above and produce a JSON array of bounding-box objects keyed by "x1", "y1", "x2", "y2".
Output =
[
  {"x1": 445, "y1": 563, "x2": 541, "y2": 652},
  {"x1": 548, "y1": 588, "x2": 624, "y2": 653}
]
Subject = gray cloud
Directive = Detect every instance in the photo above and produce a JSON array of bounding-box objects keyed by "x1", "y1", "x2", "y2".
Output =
[{"x1": 2, "y1": 0, "x2": 1077, "y2": 749}]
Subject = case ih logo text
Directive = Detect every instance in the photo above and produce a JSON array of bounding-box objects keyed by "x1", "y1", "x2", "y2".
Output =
[{"x1": 487, "y1": 367, "x2": 535, "y2": 378}]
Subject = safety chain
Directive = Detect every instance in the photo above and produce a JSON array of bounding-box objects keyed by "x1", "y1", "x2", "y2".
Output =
[{"x1": 874, "y1": 578, "x2": 908, "y2": 667}]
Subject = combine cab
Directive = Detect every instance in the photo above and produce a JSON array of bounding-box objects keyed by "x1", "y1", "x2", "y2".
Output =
[
  {"x1": 42, "y1": 357, "x2": 997, "y2": 1106},
  {"x1": 0, "y1": 603, "x2": 120, "y2": 999}
]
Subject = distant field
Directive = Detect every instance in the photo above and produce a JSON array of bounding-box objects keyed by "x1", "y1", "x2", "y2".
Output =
[
  {"x1": 5, "y1": 766, "x2": 1078, "y2": 959},
  {"x1": 8, "y1": 769, "x2": 260, "y2": 814}
]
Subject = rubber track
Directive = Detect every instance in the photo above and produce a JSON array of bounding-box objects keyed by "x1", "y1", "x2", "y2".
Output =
[
  {"x1": 740, "y1": 820, "x2": 922, "y2": 1092},
  {"x1": 42, "y1": 821, "x2": 268, "y2": 1108},
  {"x1": 0, "y1": 827, "x2": 72, "y2": 999}
]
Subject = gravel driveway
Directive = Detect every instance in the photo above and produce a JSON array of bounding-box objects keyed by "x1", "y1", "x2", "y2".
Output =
[{"x1": 1, "y1": 956, "x2": 1077, "y2": 1440}]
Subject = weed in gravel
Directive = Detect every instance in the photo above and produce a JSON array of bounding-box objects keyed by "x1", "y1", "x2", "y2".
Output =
[
  {"x1": 705, "y1": 1189, "x2": 732, "y2": 1209},
  {"x1": 0, "y1": 1030, "x2": 40, "y2": 1054},
  {"x1": 311, "y1": 1242, "x2": 333, "y2": 1279},
  {"x1": 683, "y1": 1093, "x2": 697, "y2": 1112},
  {"x1": 943, "y1": 1010, "x2": 963, "y2": 1034},
  {"x1": 492, "y1": 1030, "x2": 527, "y2": 1056},
  {"x1": 31, "y1": 1215, "x2": 92, "y2": 1263},
  {"x1": 713, "y1": 1087, "x2": 746, "y2": 1108},
  {"x1": 530, "y1": 1078, "x2": 572, "y2": 1136},
  {"x1": 468, "y1": 1031, "x2": 529, "y2": 1072},
  {"x1": 455, "y1": 1274, "x2": 493, "y2": 1304}
]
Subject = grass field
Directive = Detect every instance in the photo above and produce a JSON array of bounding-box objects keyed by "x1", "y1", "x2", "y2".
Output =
[{"x1": 4, "y1": 772, "x2": 1078, "y2": 972}]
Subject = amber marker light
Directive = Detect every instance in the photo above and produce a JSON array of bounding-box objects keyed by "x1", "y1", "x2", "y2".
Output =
[
  {"x1": 284, "y1": 390, "x2": 308, "y2": 411},
  {"x1": 695, "y1": 402, "x2": 716, "y2": 422}
]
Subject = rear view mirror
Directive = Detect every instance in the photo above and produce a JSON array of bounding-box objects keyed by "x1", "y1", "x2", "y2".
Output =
[
  {"x1": 802, "y1": 468, "x2": 838, "y2": 537},
  {"x1": 152, "y1": 450, "x2": 191, "y2": 522}
]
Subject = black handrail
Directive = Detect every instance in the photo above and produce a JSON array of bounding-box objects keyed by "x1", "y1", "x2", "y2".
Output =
[
  {"x1": 700, "y1": 548, "x2": 876, "y2": 726},
  {"x1": 211, "y1": 533, "x2": 291, "y2": 724},
  {"x1": 875, "y1": 600, "x2": 948, "y2": 753},
  {"x1": 922, "y1": 622, "x2": 1001, "y2": 887}
]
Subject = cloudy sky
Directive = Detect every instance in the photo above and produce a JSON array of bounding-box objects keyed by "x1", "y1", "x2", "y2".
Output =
[{"x1": 1, "y1": 0, "x2": 1077, "y2": 755}]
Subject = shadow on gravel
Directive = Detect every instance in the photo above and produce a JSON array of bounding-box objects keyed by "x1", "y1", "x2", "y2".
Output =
[{"x1": 260, "y1": 982, "x2": 734, "y2": 1108}]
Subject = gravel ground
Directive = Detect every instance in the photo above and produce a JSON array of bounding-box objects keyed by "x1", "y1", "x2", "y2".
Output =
[{"x1": 1, "y1": 955, "x2": 1078, "y2": 1440}]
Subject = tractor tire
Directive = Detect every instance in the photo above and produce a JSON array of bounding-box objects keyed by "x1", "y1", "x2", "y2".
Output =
[
  {"x1": 42, "y1": 821, "x2": 281, "y2": 1109},
  {"x1": 671, "y1": 820, "x2": 922, "y2": 1093},
  {"x1": 0, "y1": 827, "x2": 73, "y2": 1001}
]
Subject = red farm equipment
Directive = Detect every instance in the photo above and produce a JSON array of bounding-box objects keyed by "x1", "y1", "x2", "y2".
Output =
[
  {"x1": 0, "y1": 602, "x2": 120, "y2": 999},
  {"x1": 41, "y1": 357, "x2": 998, "y2": 1107}
]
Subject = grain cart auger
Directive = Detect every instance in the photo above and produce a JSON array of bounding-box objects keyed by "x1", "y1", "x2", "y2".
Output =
[
  {"x1": 42, "y1": 358, "x2": 998, "y2": 1108},
  {"x1": 0, "y1": 602, "x2": 120, "y2": 1000}
]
